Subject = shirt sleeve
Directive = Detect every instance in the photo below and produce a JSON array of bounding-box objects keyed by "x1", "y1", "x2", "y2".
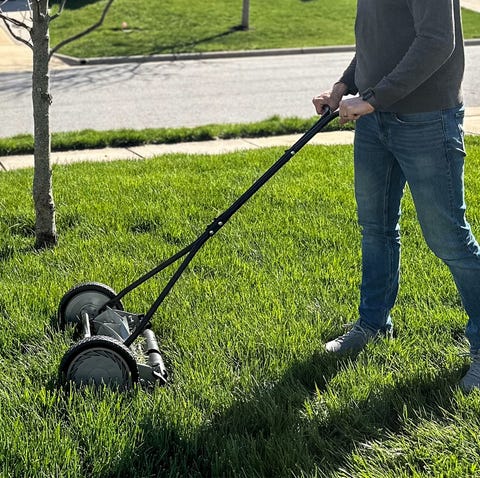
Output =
[
  {"x1": 338, "y1": 55, "x2": 358, "y2": 95},
  {"x1": 369, "y1": 0, "x2": 456, "y2": 110}
]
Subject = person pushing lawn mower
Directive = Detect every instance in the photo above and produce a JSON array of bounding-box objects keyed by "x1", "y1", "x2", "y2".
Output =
[{"x1": 312, "y1": 0, "x2": 480, "y2": 392}]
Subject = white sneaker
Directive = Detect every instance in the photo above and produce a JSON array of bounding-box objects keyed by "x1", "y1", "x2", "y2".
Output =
[
  {"x1": 460, "y1": 352, "x2": 480, "y2": 392},
  {"x1": 325, "y1": 322, "x2": 392, "y2": 355}
]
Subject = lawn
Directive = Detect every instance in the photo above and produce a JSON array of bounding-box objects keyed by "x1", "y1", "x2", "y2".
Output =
[
  {"x1": 0, "y1": 115, "x2": 352, "y2": 157},
  {"x1": 48, "y1": 0, "x2": 480, "y2": 58},
  {"x1": 1, "y1": 137, "x2": 480, "y2": 476}
]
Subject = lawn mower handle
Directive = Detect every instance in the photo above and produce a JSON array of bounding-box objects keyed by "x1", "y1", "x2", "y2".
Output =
[
  {"x1": 114, "y1": 108, "x2": 340, "y2": 347},
  {"x1": 200, "y1": 107, "x2": 340, "y2": 233}
]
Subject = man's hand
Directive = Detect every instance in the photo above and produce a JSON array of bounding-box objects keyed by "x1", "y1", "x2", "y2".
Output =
[
  {"x1": 312, "y1": 82, "x2": 348, "y2": 115},
  {"x1": 338, "y1": 97, "x2": 375, "y2": 124}
]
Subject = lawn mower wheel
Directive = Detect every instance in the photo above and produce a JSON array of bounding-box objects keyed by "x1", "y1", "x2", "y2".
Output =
[
  {"x1": 59, "y1": 335, "x2": 139, "y2": 389},
  {"x1": 58, "y1": 282, "x2": 123, "y2": 334}
]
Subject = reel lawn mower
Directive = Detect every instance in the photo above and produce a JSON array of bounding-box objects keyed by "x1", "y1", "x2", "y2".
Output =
[{"x1": 57, "y1": 108, "x2": 339, "y2": 389}]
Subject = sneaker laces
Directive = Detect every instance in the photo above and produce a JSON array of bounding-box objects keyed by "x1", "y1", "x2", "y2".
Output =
[{"x1": 335, "y1": 323, "x2": 370, "y2": 344}]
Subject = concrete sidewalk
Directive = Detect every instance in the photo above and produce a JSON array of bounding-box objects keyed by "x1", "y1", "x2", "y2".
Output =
[
  {"x1": 0, "y1": 9, "x2": 66, "y2": 72},
  {"x1": 0, "y1": 11, "x2": 32, "y2": 73},
  {"x1": 463, "y1": 0, "x2": 480, "y2": 12},
  {"x1": 1, "y1": 107, "x2": 480, "y2": 172},
  {"x1": 0, "y1": 130, "x2": 356, "y2": 171}
]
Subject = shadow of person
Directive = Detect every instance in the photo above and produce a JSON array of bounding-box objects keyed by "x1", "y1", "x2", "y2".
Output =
[{"x1": 118, "y1": 350, "x2": 461, "y2": 477}]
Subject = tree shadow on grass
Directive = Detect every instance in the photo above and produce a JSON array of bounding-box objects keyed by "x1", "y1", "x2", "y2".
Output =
[
  {"x1": 49, "y1": 0, "x2": 101, "y2": 10},
  {"x1": 150, "y1": 25, "x2": 246, "y2": 56},
  {"x1": 0, "y1": 243, "x2": 34, "y2": 261},
  {"x1": 116, "y1": 351, "x2": 462, "y2": 477}
]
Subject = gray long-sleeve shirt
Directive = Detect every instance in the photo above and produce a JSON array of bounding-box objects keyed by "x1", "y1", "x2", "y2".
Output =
[{"x1": 339, "y1": 0, "x2": 464, "y2": 113}]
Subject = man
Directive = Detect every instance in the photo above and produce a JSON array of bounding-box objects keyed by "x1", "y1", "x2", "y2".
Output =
[{"x1": 312, "y1": 0, "x2": 480, "y2": 391}]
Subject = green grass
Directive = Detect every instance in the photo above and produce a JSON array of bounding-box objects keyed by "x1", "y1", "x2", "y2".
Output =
[
  {"x1": 0, "y1": 115, "x2": 352, "y2": 156},
  {"x1": 1, "y1": 137, "x2": 480, "y2": 476},
  {"x1": 48, "y1": 0, "x2": 480, "y2": 58}
]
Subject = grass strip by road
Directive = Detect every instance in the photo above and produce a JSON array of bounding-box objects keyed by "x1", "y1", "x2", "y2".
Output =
[
  {"x1": 0, "y1": 137, "x2": 480, "y2": 476},
  {"x1": 0, "y1": 115, "x2": 352, "y2": 157},
  {"x1": 49, "y1": 0, "x2": 358, "y2": 58},
  {"x1": 49, "y1": 0, "x2": 480, "y2": 59}
]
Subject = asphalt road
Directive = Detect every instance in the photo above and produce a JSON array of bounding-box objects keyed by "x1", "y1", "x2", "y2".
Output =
[{"x1": 1, "y1": 46, "x2": 480, "y2": 138}]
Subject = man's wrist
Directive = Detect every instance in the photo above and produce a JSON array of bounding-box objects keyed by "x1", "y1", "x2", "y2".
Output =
[
  {"x1": 331, "y1": 82, "x2": 348, "y2": 104},
  {"x1": 333, "y1": 81, "x2": 348, "y2": 96},
  {"x1": 361, "y1": 88, "x2": 376, "y2": 108}
]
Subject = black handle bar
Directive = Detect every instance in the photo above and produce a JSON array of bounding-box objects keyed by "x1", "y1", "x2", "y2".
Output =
[{"x1": 115, "y1": 108, "x2": 340, "y2": 346}]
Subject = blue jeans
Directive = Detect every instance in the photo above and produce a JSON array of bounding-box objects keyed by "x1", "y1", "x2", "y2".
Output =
[{"x1": 354, "y1": 104, "x2": 480, "y2": 352}]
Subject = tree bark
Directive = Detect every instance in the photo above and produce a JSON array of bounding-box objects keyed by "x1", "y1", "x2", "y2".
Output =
[
  {"x1": 30, "y1": 0, "x2": 57, "y2": 249},
  {"x1": 241, "y1": 0, "x2": 250, "y2": 30}
]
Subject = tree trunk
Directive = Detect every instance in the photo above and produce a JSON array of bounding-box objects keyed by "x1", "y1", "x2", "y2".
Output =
[
  {"x1": 31, "y1": 0, "x2": 57, "y2": 248},
  {"x1": 241, "y1": 0, "x2": 250, "y2": 30}
]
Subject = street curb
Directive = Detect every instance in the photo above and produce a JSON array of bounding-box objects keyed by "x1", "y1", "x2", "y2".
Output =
[
  {"x1": 53, "y1": 39, "x2": 480, "y2": 67},
  {"x1": 53, "y1": 45, "x2": 357, "y2": 66},
  {"x1": 54, "y1": 44, "x2": 360, "y2": 66}
]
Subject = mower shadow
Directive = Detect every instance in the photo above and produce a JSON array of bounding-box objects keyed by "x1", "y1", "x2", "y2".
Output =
[{"x1": 122, "y1": 351, "x2": 461, "y2": 477}]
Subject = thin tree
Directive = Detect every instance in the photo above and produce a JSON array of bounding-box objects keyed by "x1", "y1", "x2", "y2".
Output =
[
  {"x1": 0, "y1": 0, "x2": 114, "y2": 249},
  {"x1": 241, "y1": 0, "x2": 249, "y2": 30}
]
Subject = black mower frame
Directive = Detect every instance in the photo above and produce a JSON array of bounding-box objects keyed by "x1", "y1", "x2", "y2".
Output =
[{"x1": 100, "y1": 108, "x2": 340, "y2": 349}]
